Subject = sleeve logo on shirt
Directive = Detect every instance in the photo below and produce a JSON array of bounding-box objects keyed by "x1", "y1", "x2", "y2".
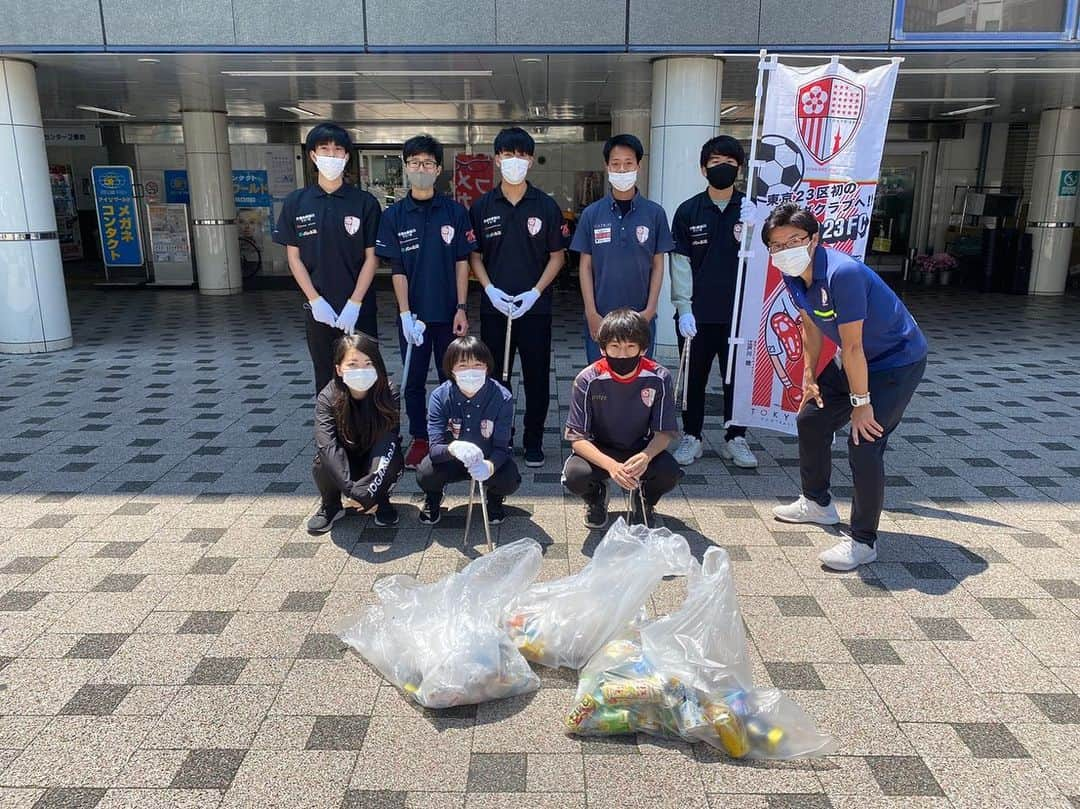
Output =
[
  {"x1": 465, "y1": 229, "x2": 476, "y2": 242},
  {"x1": 636, "y1": 225, "x2": 650, "y2": 244},
  {"x1": 480, "y1": 419, "x2": 494, "y2": 438},
  {"x1": 594, "y1": 226, "x2": 611, "y2": 244},
  {"x1": 733, "y1": 222, "x2": 743, "y2": 241},
  {"x1": 561, "y1": 222, "x2": 570, "y2": 238},
  {"x1": 343, "y1": 215, "x2": 361, "y2": 236},
  {"x1": 527, "y1": 217, "x2": 542, "y2": 236},
  {"x1": 449, "y1": 418, "x2": 462, "y2": 439},
  {"x1": 821, "y1": 287, "x2": 829, "y2": 306},
  {"x1": 640, "y1": 388, "x2": 656, "y2": 407},
  {"x1": 441, "y1": 225, "x2": 455, "y2": 245}
]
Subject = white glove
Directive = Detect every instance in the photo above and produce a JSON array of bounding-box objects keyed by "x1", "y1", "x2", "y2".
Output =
[
  {"x1": 399, "y1": 312, "x2": 426, "y2": 346},
  {"x1": 448, "y1": 440, "x2": 484, "y2": 467},
  {"x1": 510, "y1": 287, "x2": 541, "y2": 320},
  {"x1": 308, "y1": 296, "x2": 338, "y2": 327},
  {"x1": 335, "y1": 300, "x2": 361, "y2": 334},
  {"x1": 468, "y1": 459, "x2": 494, "y2": 482},
  {"x1": 740, "y1": 199, "x2": 765, "y2": 229},
  {"x1": 678, "y1": 312, "x2": 698, "y2": 339},
  {"x1": 484, "y1": 284, "x2": 514, "y2": 317}
]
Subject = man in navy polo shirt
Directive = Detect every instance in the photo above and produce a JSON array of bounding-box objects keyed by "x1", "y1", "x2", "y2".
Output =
[
  {"x1": 670, "y1": 135, "x2": 758, "y2": 470},
  {"x1": 763, "y1": 203, "x2": 928, "y2": 571},
  {"x1": 571, "y1": 133, "x2": 675, "y2": 363},
  {"x1": 274, "y1": 122, "x2": 381, "y2": 394},
  {"x1": 377, "y1": 134, "x2": 475, "y2": 470},
  {"x1": 469, "y1": 127, "x2": 566, "y2": 469},
  {"x1": 562, "y1": 308, "x2": 683, "y2": 530}
]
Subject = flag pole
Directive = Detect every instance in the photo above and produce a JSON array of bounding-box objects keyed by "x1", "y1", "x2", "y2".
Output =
[{"x1": 725, "y1": 49, "x2": 773, "y2": 388}]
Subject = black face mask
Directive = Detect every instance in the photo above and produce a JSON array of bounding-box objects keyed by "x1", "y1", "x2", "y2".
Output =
[
  {"x1": 706, "y1": 163, "x2": 738, "y2": 191},
  {"x1": 607, "y1": 354, "x2": 642, "y2": 378}
]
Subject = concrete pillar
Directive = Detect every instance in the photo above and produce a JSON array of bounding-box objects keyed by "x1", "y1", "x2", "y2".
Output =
[
  {"x1": 0, "y1": 59, "x2": 73, "y2": 353},
  {"x1": 1028, "y1": 107, "x2": 1080, "y2": 295},
  {"x1": 181, "y1": 103, "x2": 242, "y2": 296},
  {"x1": 611, "y1": 107, "x2": 651, "y2": 197},
  {"x1": 647, "y1": 56, "x2": 724, "y2": 360}
]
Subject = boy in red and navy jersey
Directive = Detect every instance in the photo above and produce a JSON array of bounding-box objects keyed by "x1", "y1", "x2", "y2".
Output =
[{"x1": 561, "y1": 308, "x2": 683, "y2": 529}]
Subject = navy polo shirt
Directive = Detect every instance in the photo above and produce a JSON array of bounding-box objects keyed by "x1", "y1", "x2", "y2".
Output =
[
  {"x1": 375, "y1": 194, "x2": 476, "y2": 324},
  {"x1": 564, "y1": 357, "x2": 677, "y2": 453},
  {"x1": 427, "y1": 378, "x2": 514, "y2": 469},
  {"x1": 672, "y1": 189, "x2": 745, "y2": 324},
  {"x1": 570, "y1": 191, "x2": 675, "y2": 316},
  {"x1": 273, "y1": 183, "x2": 381, "y2": 312},
  {"x1": 783, "y1": 247, "x2": 928, "y2": 372},
  {"x1": 469, "y1": 183, "x2": 566, "y2": 318}
]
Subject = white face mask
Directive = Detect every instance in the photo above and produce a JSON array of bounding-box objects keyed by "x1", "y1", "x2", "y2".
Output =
[
  {"x1": 608, "y1": 170, "x2": 637, "y2": 193},
  {"x1": 342, "y1": 367, "x2": 378, "y2": 393},
  {"x1": 456, "y1": 369, "x2": 487, "y2": 396},
  {"x1": 772, "y1": 244, "x2": 812, "y2": 277},
  {"x1": 499, "y1": 156, "x2": 529, "y2": 185},
  {"x1": 314, "y1": 154, "x2": 348, "y2": 181}
]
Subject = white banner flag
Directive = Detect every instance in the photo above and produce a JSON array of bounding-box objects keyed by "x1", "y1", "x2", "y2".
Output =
[{"x1": 731, "y1": 59, "x2": 899, "y2": 435}]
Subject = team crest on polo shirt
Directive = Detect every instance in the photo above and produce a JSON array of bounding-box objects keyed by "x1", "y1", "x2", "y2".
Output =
[
  {"x1": 636, "y1": 225, "x2": 650, "y2": 244},
  {"x1": 449, "y1": 418, "x2": 462, "y2": 439},
  {"x1": 640, "y1": 388, "x2": 656, "y2": 407},
  {"x1": 733, "y1": 222, "x2": 743, "y2": 241},
  {"x1": 343, "y1": 216, "x2": 361, "y2": 236},
  {"x1": 441, "y1": 225, "x2": 455, "y2": 245},
  {"x1": 527, "y1": 217, "x2": 542, "y2": 236},
  {"x1": 821, "y1": 287, "x2": 829, "y2": 306},
  {"x1": 480, "y1": 419, "x2": 494, "y2": 438}
]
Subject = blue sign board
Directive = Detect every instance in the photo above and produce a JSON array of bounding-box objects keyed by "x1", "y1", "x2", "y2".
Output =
[
  {"x1": 233, "y1": 170, "x2": 271, "y2": 207},
  {"x1": 164, "y1": 169, "x2": 191, "y2": 205},
  {"x1": 91, "y1": 165, "x2": 144, "y2": 267}
]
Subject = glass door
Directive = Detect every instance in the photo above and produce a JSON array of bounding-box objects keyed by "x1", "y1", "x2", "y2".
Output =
[{"x1": 866, "y1": 153, "x2": 923, "y2": 275}]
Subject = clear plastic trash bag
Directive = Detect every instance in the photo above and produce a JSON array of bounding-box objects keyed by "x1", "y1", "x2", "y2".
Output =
[
  {"x1": 503, "y1": 517, "x2": 692, "y2": 670},
  {"x1": 565, "y1": 546, "x2": 836, "y2": 759},
  {"x1": 339, "y1": 538, "x2": 544, "y2": 709}
]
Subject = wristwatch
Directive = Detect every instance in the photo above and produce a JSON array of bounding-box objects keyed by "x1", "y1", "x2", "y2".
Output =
[
  {"x1": 850, "y1": 392, "x2": 871, "y2": 408},
  {"x1": 456, "y1": 303, "x2": 468, "y2": 311}
]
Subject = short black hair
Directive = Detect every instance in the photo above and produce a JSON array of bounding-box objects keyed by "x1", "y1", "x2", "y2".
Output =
[
  {"x1": 403, "y1": 133, "x2": 443, "y2": 166},
  {"x1": 603, "y1": 133, "x2": 644, "y2": 163},
  {"x1": 597, "y1": 308, "x2": 651, "y2": 351},
  {"x1": 442, "y1": 335, "x2": 495, "y2": 379},
  {"x1": 305, "y1": 122, "x2": 352, "y2": 155},
  {"x1": 699, "y1": 135, "x2": 745, "y2": 169},
  {"x1": 761, "y1": 203, "x2": 820, "y2": 246},
  {"x1": 493, "y1": 126, "x2": 535, "y2": 156}
]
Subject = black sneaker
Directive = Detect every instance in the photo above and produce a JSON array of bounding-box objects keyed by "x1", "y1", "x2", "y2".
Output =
[
  {"x1": 418, "y1": 494, "x2": 442, "y2": 525},
  {"x1": 524, "y1": 446, "x2": 545, "y2": 468},
  {"x1": 583, "y1": 487, "x2": 609, "y2": 530},
  {"x1": 307, "y1": 502, "x2": 344, "y2": 534},
  {"x1": 627, "y1": 494, "x2": 655, "y2": 527},
  {"x1": 486, "y1": 496, "x2": 506, "y2": 525},
  {"x1": 374, "y1": 501, "x2": 399, "y2": 527}
]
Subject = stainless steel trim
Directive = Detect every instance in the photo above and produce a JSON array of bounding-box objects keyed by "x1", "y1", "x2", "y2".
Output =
[
  {"x1": 192, "y1": 218, "x2": 237, "y2": 226},
  {"x1": 1029, "y1": 221, "x2": 1075, "y2": 229},
  {"x1": 0, "y1": 231, "x2": 58, "y2": 241}
]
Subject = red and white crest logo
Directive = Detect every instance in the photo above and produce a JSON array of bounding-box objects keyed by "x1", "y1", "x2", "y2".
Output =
[
  {"x1": 480, "y1": 419, "x2": 494, "y2": 438},
  {"x1": 441, "y1": 225, "x2": 455, "y2": 245},
  {"x1": 640, "y1": 388, "x2": 656, "y2": 407},
  {"x1": 343, "y1": 215, "x2": 361, "y2": 235},
  {"x1": 636, "y1": 225, "x2": 650, "y2": 244},
  {"x1": 449, "y1": 419, "x2": 462, "y2": 439},
  {"x1": 796, "y1": 77, "x2": 864, "y2": 164},
  {"x1": 527, "y1": 216, "x2": 542, "y2": 236},
  {"x1": 733, "y1": 222, "x2": 743, "y2": 242}
]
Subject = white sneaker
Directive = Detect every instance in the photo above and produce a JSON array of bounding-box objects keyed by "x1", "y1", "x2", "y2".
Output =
[
  {"x1": 720, "y1": 436, "x2": 758, "y2": 469},
  {"x1": 773, "y1": 495, "x2": 841, "y2": 526},
  {"x1": 674, "y1": 434, "x2": 703, "y2": 466},
  {"x1": 818, "y1": 534, "x2": 878, "y2": 571}
]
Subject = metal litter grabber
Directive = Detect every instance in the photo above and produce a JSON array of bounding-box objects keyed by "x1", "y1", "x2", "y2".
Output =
[
  {"x1": 398, "y1": 314, "x2": 417, "y2": 394},
  {"x1": 464, "y1": 477, "x2": 494, "y2": 553},
  {"x1": 674, "y1": 335, "x2": 692, "y2": 411},
  {"x1": 624, "y1": 483, "x2": 650, "y2": 530}
]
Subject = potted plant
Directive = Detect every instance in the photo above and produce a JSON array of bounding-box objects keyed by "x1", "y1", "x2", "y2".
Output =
[{"x1": 931, "y1": 252, "x2": 959, "y2": 285}]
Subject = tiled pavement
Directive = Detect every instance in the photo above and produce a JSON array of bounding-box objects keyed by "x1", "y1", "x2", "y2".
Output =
[{"x1": 1, "y1": 281, "x2": 1079, "y2": 809}]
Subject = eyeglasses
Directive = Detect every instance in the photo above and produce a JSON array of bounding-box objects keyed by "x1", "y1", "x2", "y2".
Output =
[
  {"x1": 767, "y1": 234, "x2": 811, "y2": 254},
  {"x1": 405, "y1": 160, "x2": 438, "y2": 171}
]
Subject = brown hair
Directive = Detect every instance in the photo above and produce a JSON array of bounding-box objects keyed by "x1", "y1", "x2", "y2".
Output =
[
  {"x1": 597, "y1": 308, "x2": 650, "y2": 351},
  {"x1": 441, "y1": 335, "x2": 495, "y2": 381},
  {"x1": 331, "y1": 332, "x2": 399, "y2": 450}
]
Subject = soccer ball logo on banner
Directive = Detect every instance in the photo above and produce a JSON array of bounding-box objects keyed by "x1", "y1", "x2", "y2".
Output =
[
  {"x1": 753, "y1": 134, "x2": 805, "y2": 205},
  {"x1": 795, "y1": 77, "x2": 865, "y2": 165}
]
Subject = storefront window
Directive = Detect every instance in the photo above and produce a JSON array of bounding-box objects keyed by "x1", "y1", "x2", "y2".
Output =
[{"x1": 899, "y1": 0, "x2": 1068, "y2": 35}]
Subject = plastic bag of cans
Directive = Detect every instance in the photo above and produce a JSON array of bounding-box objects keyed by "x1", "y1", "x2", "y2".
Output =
[
  {"x1": 564, "y1": 547, "x2": 836, "y2": 759},
  {"x1": 339, "y1": 538, "x2": 544, "y2": 709},
  {"x1": 502, "y1": 518, "x2": 692, "y2": 670}
]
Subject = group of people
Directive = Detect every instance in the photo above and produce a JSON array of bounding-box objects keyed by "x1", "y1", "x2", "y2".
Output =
[{"x1": 274, "y1": 121, "x2": 927, "y2": 571}]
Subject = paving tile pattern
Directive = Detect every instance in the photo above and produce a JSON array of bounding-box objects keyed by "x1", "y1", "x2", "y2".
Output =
[{"x1": 0, "y1": 285, "x2": 1078, "y2": 808}]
